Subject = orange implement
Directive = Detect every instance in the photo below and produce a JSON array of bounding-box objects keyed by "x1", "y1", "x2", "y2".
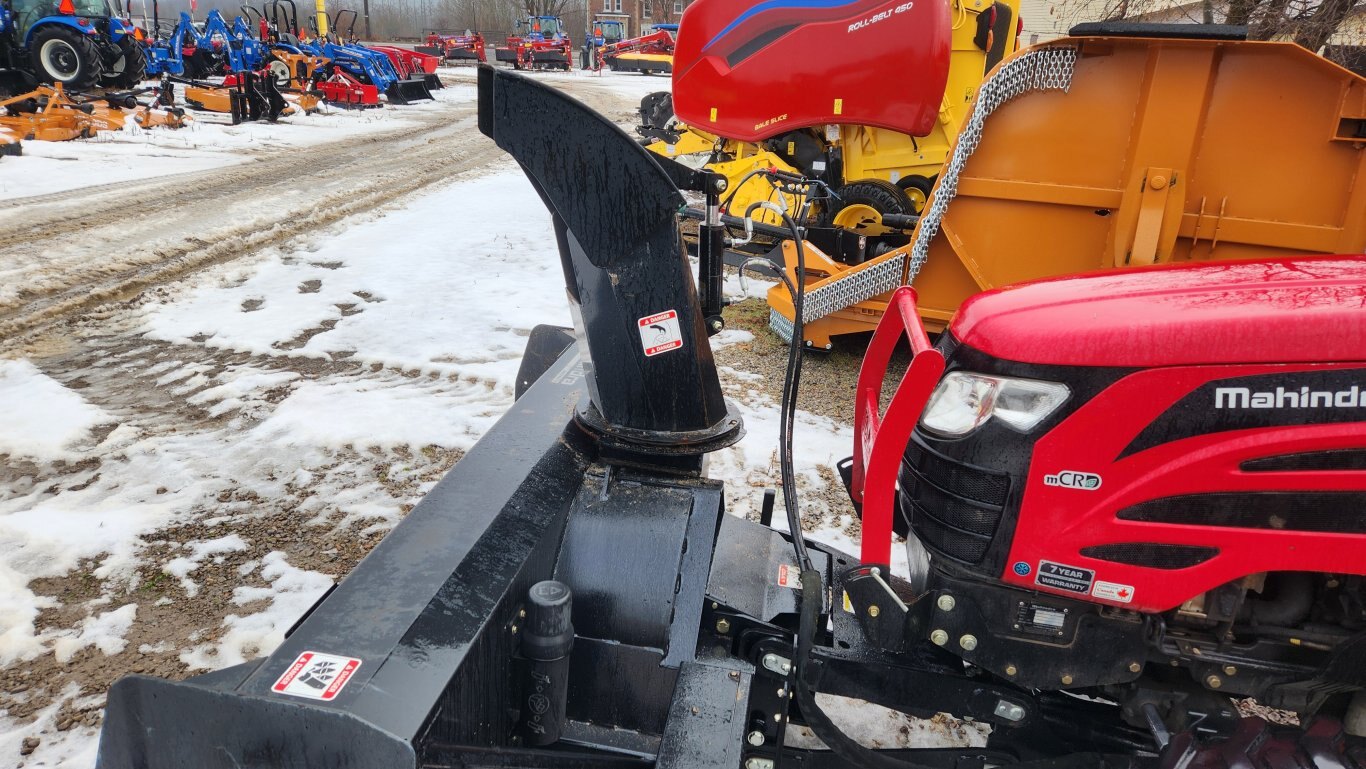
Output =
[{"x1": 767, "y1": 34, "x2": 1366, "y2": 348}]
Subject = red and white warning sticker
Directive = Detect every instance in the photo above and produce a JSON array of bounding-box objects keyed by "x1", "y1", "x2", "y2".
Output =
[
  {"x1": 272, "y1": 651, "x2": 362, "y2": 701},
  {"x1": 1092, "y1": 580, "x2": 1135, "y2": 604},
  {"x1": 638, "y1": 309, "x2": 683, "y2": 357},
  {"x1": 777, "y1": 563, "x2": 798, "y2": 589}
]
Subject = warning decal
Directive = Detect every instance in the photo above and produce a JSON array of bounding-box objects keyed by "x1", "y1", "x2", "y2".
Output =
[
  {"x1": 1035, "y1": 560, "x2": 1094, "y2": 595},
  {"x1": 777, "y1": 563, "x2": 798, "y2": 589},
  {"x1": 272, "y1": 651, "x2": 362, "y2": 701},
  {"x1": 638, "y1": 310, "x2": 683, "y2": 357}
]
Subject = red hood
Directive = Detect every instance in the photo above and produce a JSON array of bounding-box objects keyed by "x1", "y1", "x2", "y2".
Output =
[{"x1": 951, "y1": 256, "x2": 1366, "y2": 367}]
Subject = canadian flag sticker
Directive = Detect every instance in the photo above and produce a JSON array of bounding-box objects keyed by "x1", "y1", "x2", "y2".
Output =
[
  {"x1": 1092, "y1": 580, "x2": 1134, "y2": 604},
  {"x1": 638, "y1": 310, "x2": 683, "y2": 357},
  {"x1": 272, "y1": 651, "x2": 362, "y2": 701}
]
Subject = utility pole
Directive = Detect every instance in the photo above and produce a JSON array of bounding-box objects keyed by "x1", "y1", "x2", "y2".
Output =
[{"x1": 363, "y1": 0, "x2": 371, "y2": 38}]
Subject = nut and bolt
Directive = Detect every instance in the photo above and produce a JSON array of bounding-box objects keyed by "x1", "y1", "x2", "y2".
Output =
[
  {"x1": 959, "y1": 634, "x2": 978, "y2": 652},
  {"x1": 1223, "y1": 665, "x2": 1238, "y2": 676},
  {"x1": 1004, "y1": 665, "x2": 1018, "y2": 677},
  {"x1": 1129, "y1": 662, "x2": 1142, "y2": 674},
  {"x1": 930, "y1": 629, "x2": 949, "y2": 646},
  {"x1": 1206, "y1": 675, "x2": 1223, "y2": 689},
  {"x1": 1060, "y1": 674, "x2": 1074, "y2": 686},
  {"x1": 868, "y1": 605, "x2": 880, "y2": 618},
  {"x1": 936, "y1": 595, "x2": 956, "y2": 612},
  {"x1": 746, "y1": 759, "x2": 776, "y2": 769},
  {"x1": 762, "y1": 653, "x2": 793, "y2": 675},
  {"x1": 716, "y1": 618, "x2": 732, "y2": 634},
  {"x1": 747, "y1": 731, "x2": 766, "y2": 747},
  {"x1": 773, "y1": 713, "x2": 784, "y2": 723},
  {"x1": 729, "y1": 671, "x2": 741, "y2": 681}
]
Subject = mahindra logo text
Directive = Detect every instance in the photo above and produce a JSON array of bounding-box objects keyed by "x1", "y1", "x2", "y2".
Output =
[{"x1": 1214, "y1": 386, "x2": 1366, "y2": 409}]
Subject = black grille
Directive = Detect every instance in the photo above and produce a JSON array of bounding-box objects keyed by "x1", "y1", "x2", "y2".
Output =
[
  {"x1": 912, "y1": 514, "x2": 992, "y2": 563},
  {"x1": 1242, "y1": 450, "x2": 1366, "y2": 472},
  {"x1": 900, "y1": 477, "x2": 1001, "y2": 536},
  {"x1": 1080, "y1": 543, "x2": 1218, "y2": 569},
  {"x1": 904, "y1": 441, "x2": 1009, "y2": 506},
  {"x1": 1117, "y1": 492, "x2": 1366, "y2": 534},
  {"x1": 900, "y1": 439, "x2": 1010, "y2": 565}
]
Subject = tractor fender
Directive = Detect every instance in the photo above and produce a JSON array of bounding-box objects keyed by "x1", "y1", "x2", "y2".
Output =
[
  {"x1": 24, "y1": 16, "x2": 97, "y2": 47},
  {"x1": 107, "y1": 17, "x2": 135, "y2": 40}
]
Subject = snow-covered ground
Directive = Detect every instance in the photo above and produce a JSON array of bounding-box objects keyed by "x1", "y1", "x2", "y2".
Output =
[
  {"x1": 0, "y1": 68, "x2": 938, "y2": 767},
  {"x1": 0, "y1": 82, "x2": 476, "y2": 202}
]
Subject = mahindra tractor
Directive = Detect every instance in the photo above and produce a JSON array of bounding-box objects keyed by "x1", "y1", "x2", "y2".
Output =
[
  {"x1": 95, "y1": 25, "x2": 1366, "y2": 769},
  {"x1": 2, "y1": 0, "x2": 145, "y2": 91}
]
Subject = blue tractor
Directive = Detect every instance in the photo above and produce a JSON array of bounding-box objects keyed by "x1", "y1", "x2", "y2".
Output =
[
  {"x1": 590, "y1": 17, "x2": 624, "y2": 47},
  {"x1": 3, "y1": 0, "x2": 145, "y2": 92}
]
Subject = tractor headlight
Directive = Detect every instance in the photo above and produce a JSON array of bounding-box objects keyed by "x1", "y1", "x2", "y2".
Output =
[{"x1": 921, "y1": 372, "x2": 1069, "y2": 437}]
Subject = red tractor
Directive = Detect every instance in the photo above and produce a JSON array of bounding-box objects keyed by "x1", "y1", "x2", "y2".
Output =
[
  {"x1": 493, "y1": 15, "x2": 571, "y2": 71},
  {"x1": 416, "y1": 30, "x2": 486, "y2": 64}
]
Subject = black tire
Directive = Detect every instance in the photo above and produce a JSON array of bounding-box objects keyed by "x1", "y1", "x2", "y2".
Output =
[
  {"x1": 102, "y1": 36, "x2": 147, "y2": 89},
  {"x1": 30, "y1": 24, "x2": 104, "y2": 91},
  {"x1": 829, "y1": 179, "x2": 915, "y2": 223},
  {"x1": 896, "y1": 174, "x2": 935, "y2": 214}
]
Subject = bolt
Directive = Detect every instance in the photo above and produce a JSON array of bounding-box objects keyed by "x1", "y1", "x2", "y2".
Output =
[
  {"x1": 518, "y1": 609, "x2": 526, "y2": 618},
  {"x1": 937, "y1": 595, "x2": 956, "y2": 612},
  {"x1": 1129, "y1": 662, "x2": 1142, "y2": 673},
  {"x1": 930, "y1": 629, "x2": 949, "y2": 646},
  {"x1": 1223, "y1": 665, "x2": 1238, "y2": 676},
  {"x1": 510, "y1": 625, "x2": 518, "y2": 635},
  {"x1": 959, "y1": 634, "x2": 978, "y2": 651},
  {"x1": 1060, "y1": 674, "x2": 1074, "y2": 686},
  {"x1": 709, "y1": 320, "x2": 723, "y2": 332},
  {"x1": 1206, "y1": 675, "x2": 1222, "y2": 689},
  {"x1": 729, "y1": 671, "x2": 741, "y2": 681},
  {"x1": 746, "y1": 759, "x2": 775, "y2": 769},
  {"x1": 777, "y1": 687, "x2": 787, "y2": 698},
  {"x1": 1150, "y1": 174, "x2": 1168, "y2": 190},
  {"x1": 868, "y1": 605, "x2": 880, "y2": 618},
  {"x1": 747, "y1": 730, "x2": 766, "y2": 747},
  {"x1": 773, "y1": 712, "x2": 783, "y2": 723},
  {"x1": 692, "y1": 706, "x2": 700, "y2": 715},
  {"x1": 1005, "y1": 664, "x2": 1018, "y2": 677},
  {"x1": 716, "y1": 618, "x2": 732, "y2": 634}
]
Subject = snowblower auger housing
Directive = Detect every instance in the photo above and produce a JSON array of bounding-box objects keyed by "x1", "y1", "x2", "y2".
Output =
[{"x1": 98, "y1": 67, "x2": 1366, "y2": 769}]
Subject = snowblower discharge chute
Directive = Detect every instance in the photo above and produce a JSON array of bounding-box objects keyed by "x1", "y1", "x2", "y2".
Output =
[{"x1": 96, "y1": 60, "x2": 1366, "y2": 769}]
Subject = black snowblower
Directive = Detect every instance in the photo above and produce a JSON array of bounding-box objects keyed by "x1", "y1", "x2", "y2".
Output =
[{"x1": 96, "y1": 64, "x2": 1366, "y2": 769}]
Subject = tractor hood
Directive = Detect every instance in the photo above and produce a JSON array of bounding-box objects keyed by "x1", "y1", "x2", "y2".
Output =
[{"x1": 951, "y1": 255, "x2": 1366, "y2": 367}]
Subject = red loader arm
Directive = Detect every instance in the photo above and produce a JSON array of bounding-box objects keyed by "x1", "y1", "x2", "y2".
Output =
[{"x1": 853, "y1": 286, "x2": 944, "y2": 567}]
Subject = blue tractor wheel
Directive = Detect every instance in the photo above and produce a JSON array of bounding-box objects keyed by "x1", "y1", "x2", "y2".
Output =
[{"x1": 31, "y1": 24, "x2": 104, "y2": 90}]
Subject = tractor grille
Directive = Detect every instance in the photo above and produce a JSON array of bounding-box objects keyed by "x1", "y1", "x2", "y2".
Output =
[{"x1": 899, "y1": 439, "x2": 1010, "y2": 565}]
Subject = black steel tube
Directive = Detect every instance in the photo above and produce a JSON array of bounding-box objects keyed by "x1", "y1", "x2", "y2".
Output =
[
  {"x1": 519, "y1": 581, "x2": 573, "y2": 745},
  {"x1": 699, "y1": 184, "x2": 726, "y2": 334}
]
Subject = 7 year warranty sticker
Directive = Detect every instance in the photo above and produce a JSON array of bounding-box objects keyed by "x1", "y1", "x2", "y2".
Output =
[{"x1": 638, "y1": 310, "x2": 683, "y2": 357}]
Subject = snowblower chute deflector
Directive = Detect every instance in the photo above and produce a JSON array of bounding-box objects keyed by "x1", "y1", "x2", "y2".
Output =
[{"x1": 97, "y1": 66, "x2": 1366, "y2": 769}]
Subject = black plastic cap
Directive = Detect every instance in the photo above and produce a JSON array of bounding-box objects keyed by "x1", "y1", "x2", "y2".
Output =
[{"x1": 522, "y1": 581, "x2": 573, "y2": 661}]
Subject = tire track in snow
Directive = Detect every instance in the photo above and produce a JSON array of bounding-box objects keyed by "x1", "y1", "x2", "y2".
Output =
[{"x1": 0, "y1": 76, "x2": 625, "y2": 354}]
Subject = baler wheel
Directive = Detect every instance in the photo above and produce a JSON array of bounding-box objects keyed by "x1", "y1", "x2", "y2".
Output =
[
  {"x1": 896, "y1": 174, "x2": 935, "y2": 213},
  {"x1": 829, "y1": 179, "x2": 915, "y2": 234}
]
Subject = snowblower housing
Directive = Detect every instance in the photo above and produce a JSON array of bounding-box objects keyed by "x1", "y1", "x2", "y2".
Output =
[{"x1": 670, "y1": 0, "x2": 952, "y2": 141}]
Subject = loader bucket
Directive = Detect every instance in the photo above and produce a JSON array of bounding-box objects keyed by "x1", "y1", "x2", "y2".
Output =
[
  {"x1": 386, "y1": 77, "x2": 434, "y2": 104},
  {"x1": 423, "y1": 72, "x2": 443, "y2": 90}
]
